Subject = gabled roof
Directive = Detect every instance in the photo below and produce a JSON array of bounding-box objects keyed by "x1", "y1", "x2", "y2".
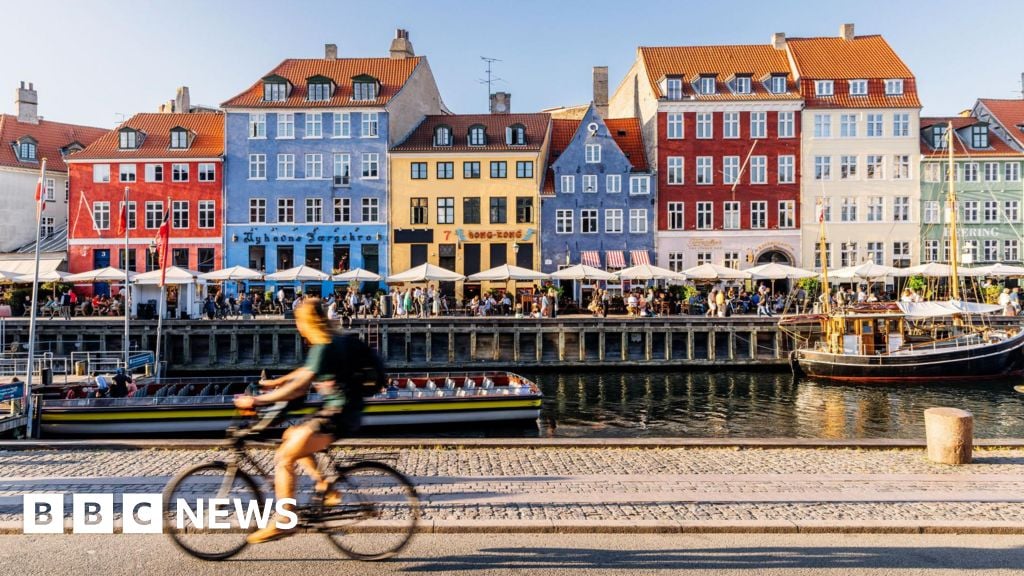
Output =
[
  {"x1": 786, "y1": 35, "x2": 913, "y2": 79},
  {"x1": 223, "y1": 57, "x2": 421, "y2": 108},
  {"x1": 638, "y1": 45, "x2": 798, "y2": 101},
  {"x1": 69, "y1": 112, "x2": 224, "y2": 161},
  {"x1": 542, "y1": 115, "x2": 649, "y2": 194},
  {"x1": 0, "y1": 114, "x2": 107, "y2": 172},
  {"x1": 391, "y1": 113, "x2": 550, "y2": 152},
  {"x1": 919, "y1": 116, "x2": 1021, "y2": 158},
  {"x1": 977, "y1": 99, "x2": 1024, "y2": 148}
]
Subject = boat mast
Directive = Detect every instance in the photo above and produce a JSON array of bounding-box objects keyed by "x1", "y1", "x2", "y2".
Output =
[
  {"x1": 947, "y1": 122, "x2": 960, "y2": 301},
  {"x1": 818, "y1": 198, "x2": 830, "y2": 315}
]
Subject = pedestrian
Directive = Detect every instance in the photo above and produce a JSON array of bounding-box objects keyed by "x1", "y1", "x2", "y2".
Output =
[
  {"x1": 715, "y1": 288, "x2": 726, "y2": 318},
  {"x1": 110, "y1": 367, "x2": 132, "y2": 398},
  {"x1": 60, "y1": 290, "x2": 72, "y2": 320},
  {"x1": 277, "y1": 287, "x2": 286, "y2": 314}
]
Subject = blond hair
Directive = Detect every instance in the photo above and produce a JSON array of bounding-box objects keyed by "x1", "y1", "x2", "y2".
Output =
[{"x1": 295, "y1": 298, "x2": 334, "y2": 345}]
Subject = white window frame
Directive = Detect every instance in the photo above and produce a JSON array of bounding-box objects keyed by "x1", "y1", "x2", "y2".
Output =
[
  {"x1": 93, "y1": 201, "x2": 110, "y2": 230},
  {"x1": 893, "y1": 113, "x2": 910, "y2": 137},
  {"x1": 849, "y1": 79, "x2": 867, "y2": 96},
  {"x1": 172, "y1": 200, "x2": 189, "y2": 229},
  {"x1": 93, "y1": 164, "x2": 110, "y2": 183},
  {"x1": 696, "y1": 202, "x2": 713, "y2": 230},
  {"x1": 118, "y1": 164, "x2": 136, "y2": 183},
  {"x1": 923, "y1": 201, "x2": 940, "y2": 224},
  {"x1": 560, "y1": 175, "x2": 575, "y2": 194},
  {"x1": 629, "y1": 209, "x2": 648, "y2": 233},
  {"x1": 361, "y1": 198, "x2": 379, "y2": 223},
  {"x1": 629, "y1": 176, "x2": 650, "y2": 195},
  {"x1": 277, "y1": 198, "x2": 295, "y2": 223},
  {"x1": 893, "y1": 197, "x2": 910, "y2": 222},
  {"x1": 723, "y1": 201, "x2": 740, "y2": 230},
  {"x1": 778, "y1": 111, "x2": 794, "y2": 138},
  {"x1": 305, "y1": 198, "x2": 323, "y2": 223},
  {"x1": 555, "y1": 209, "x2": 573, "y2": 234},
  {"x1": 144, "y1": 201, "x2": 162, "y2": 228},
  {"x1": 304, "y1": 153, "x2": 323, "y2": 179},
  {"x1": 198, "y1": 200, "x2": 215, "y2": 229},
  {"x1": 582, "y1": 174, "x2": 598, "y2": 193},
  {"x1": 248, "y1": 155, "x2": 266, "y2": 180},
  {"x1": 333, "y1": 112, "x2": 351, "y2": 138},
  {"x1": 249, "y1": 198, "x2": 266, "y2": 223},
  {"x1": 893, "y1": 155, "x2": 910, "y2": 180},
  {"x1": 606, "y1": 174, "x2": 621, "y2": 193},
  {"x1": 723, "y1": 112, "x2": 740, "y2": 139},
  {"x1": 276, "y1": 113, "x2": 294, "y2": 139},
  {"x1": 885, "y1": 79, "x2": 904, "y2": 95},
  {"x1": 1005, "y1": 200, "x2": 1020, "y2": 223},
  {"x1": 813, "y1": 114, "x2": 831, "y2": 138},
  {"x1": 867, "y1": 113, "x2": 883, "y2": 137},
  {"x1": 723, "y1": 156, "x2": 740, "y2": 185},
  {"x1": 667, "y1": 202, "x2": 685, "y2": 230},
  {"x1": 840, "y1": 114, "x2": 857, "y2": 138},
  {"x1": 667, "y1": 156, "x2": 684, "y2": 185},
  {"x1": 750, "y1": 201, "x2": 767, "y2": 229},
  {"x1": 696, "y1": 113, "x2": 713, "y2": 139},
  {"x1": 605, "y1": 208, "x2": 623, "y2": 233},
  {"x1": 198, "y1": 163, "x2": 216, "y2": 182},
  {"x1": 277, "y1": 154, "x2": 295, "y2": 179},
  {"x1": 840, "y1": 155, "x2": 857, "y2": 180},
  {"x1": 334, "y1": 197, "x2": 351, "y2": 223},
  {"x1": 304, "y1": 112, "x2": 322, "y2": 138},
  {"x1": 666, "y1": 113, "x2": 684, "y2": 139},
  {"x1": 580, "y1": 209, "x2": 598, "y2": 234},
  {"x1": 866, "y1": 196, "x2": 884, "y2": 222},
  {"x1": 144, "y1": 163, "x2": 163, "y2": 182},
  {"x1": 361, "y1": 112, "x2": 379, "y2": 138},
  {"x1": 865, "y1": 155, "x2": 884, "y2": 180},
  {"x1": 750, "y1": 112, "x2": 766, "y2": 139},
  {"x1": 778, "y1": 155, "x2": 794, "y2": 184},
  {"x1": 778, "y1": 200, "x2": 795, "y2": 229},
  {"x1": 696, "y1": 156, "x2": 713, "y2": 185},
  {"x1": 361, "y1": 153, "x2": 379, "y2": 179},
  {"x1": 585, "y1": 144, "x2": 601, "y2": 163},
  {"x1": 171, "y1": 163, "x2": 189, "y2": 182},
  {"x1": 750, "y1": 156, "x2": 767, "y2": 184},
  {"x1": 249, "y1": 113, "x2": 266, "y2": 138},
  {"x1": 815, "y1": 80, "x2": 834, "y2": 96}
]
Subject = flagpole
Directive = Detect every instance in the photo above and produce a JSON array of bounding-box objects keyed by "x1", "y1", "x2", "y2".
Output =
[
  {"x1": 155, "y1": 284, "x2": 165, "y2": 381},
  {"x1": 153, "y1": 196, "x2": 170, "y2": 382},
  {"x1": 123, "y1": 186, "x2": 130, "y2": 371},
  {"x1": 25, "y1": 158, "x2": 47, "y2": 438}
]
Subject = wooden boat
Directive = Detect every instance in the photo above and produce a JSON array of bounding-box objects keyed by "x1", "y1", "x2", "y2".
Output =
[{"x1": 38, "y1": 372, "x2": 542, "y2": 436}]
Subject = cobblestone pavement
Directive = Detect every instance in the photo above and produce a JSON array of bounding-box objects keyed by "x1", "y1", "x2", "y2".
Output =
[{"x1": 1, "y1": 446, "x2": 1023, "y2": 524}]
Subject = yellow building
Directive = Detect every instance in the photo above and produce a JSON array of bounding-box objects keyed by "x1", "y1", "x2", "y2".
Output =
[{"x1": 389, "y1": 113, "x2": 550, "y2": 301}]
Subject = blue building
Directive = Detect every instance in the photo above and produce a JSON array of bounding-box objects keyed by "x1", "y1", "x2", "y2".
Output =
[
  {"x1": 221, "y1": 31, "x2": 445, "y2": 297},
  {"x1": 541, "y1": 104, "x2": 655, "y2": 298}
]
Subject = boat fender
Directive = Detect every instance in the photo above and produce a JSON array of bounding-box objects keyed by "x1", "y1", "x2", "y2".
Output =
[{"x1": 788, "y1": 350, "x2": 803, "y2": 377}]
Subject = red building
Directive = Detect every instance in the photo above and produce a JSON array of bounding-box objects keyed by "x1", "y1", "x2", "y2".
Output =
[
  {"x1": 611, "y1": 41, "x2": 804, "y2": 270},
  {"x1": 66, "y1": 111, "x2": 224, "y2": 295}
]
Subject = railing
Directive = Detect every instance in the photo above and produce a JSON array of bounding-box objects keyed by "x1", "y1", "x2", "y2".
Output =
[
  {"x1": 69, "y1": 351, "x2": 153, "y2": 375},
  {"x1": 0, "y1": 352, "x2": 69, "y2": 378}
]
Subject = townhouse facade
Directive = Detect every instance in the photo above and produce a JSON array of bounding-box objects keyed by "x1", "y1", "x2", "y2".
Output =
[{"x1": 221, "y1": 30, "x2": 445, "y2": 297}]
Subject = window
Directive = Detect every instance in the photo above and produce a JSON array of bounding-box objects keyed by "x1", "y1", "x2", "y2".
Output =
[
  {"x1": 923, "y1": 163, "x2": 941, "y2": 182},
  {"x1": 667, "y1": 202, "x2": 685, "y2": 230},
  {"x1": 1005, "y1": 200, "x2": 1019, "y2": 223},
  {"x1": 93, "y1": 202, "x2": 110, "y2": 230},
  {"x1": 198, "y1": 200, "x2": 215, "y2": 229},
  {"x1": 734, "y1": 76, "x2": 751, "y2": 94},
  {"x1": 750, "y1": 112, "x2": 766, "y2": 138},
  {"x1": 629, "y1": 209, "x2": 648, "y2": 233},
  {"x1": 170, "y1": 128, "x2": 189, "y2": 149},
  {"x1": 277, "y1": 198, "x2": 294, "y2": 223},
  {"x1": 698, "y1": 76, "x2": 716, "y2": 95},
  {"x1": 560, "y1": 175, "x2": 575, "y2": 193},
  {"x1": 778, "y1": 111, "x2": 794, "y2": 138},
  {"x1": 723, "y1": 112, "x2": 740, "y2": 138},
  {"x1": 119, "y1": 130, "x2": 138, "y2": 149},
  {"x1": 305, "y1": 198, "x2": 323, "y2": 223},
  {"x1": 582, "y1": 174, "x2": 597, "y2": 193},
  {"x1": 172, "y1": 163, "x2": 189, "y2": 182},
  {"x1": 463, "y1": 197, "x2": 480, "y2": 224},
  {"x1": 433, "y1": 125, "x2": 451, "y2": 146},
  {"x1": 515, "y1": 197, "x2": 533, "y2": 223},
  {"x1": 849, "y1": 79, "x2": 867, "y2": 96},
  {"x1": 815, "y1": 80, "x2": 834, "y2": 96},
  {"x1": 840, "y1": 242, "x2": 858, "y2": 267},
  {"x1": 172, "y1": 200, "x2": 189, "y2": 229},
  {"x1": 19, "y1": 139, "x2": 37, "y2": 159},
  {"x1": 893, "y1": 113, "x2": 910, "y2": 137},
  {"x1": 892, "y1": 242, "x2": 911, "y2": 268},
  {"x1": 866, "y1": 196, "x2": 883, "y2": 222},
  {"x1": 932, "y1": 125, "x2": 948, "y2": 149},
  {"x1": 814, "y1": 242, "x2": 832, "y2": 269},
  {"x1": 884, "y1": 79, "x2": 904, "y2": 95},
  {"x1": 585, "y1": 144, "x2": 601, "y2": 163},
  {"x1": 750, "y1": 156, "x2": 767, "y2": 184},
  {"x1": 666, "y1": 77, "x2": 683, "y2": 100},
  {"x1": 249, "y1": 113, "x2": 266, "y2": 138},
  {"x1": 866, "y1": 242, "x2": 884, "y2": 265},
  {"x1": 516, "y1": 161, "x2": 533, "y2": 179},
  {"x1": 963, "y1": 162, "x2": 979, "y2": 182},
  {"x1": 361, "y1": 112, "x2": 379, "y2": 138},
  {"x1": 489, "y1": 197, "x2": 507, "y2": 224},
  {"x1": 696, "y1": 202, "x2": 713, "y2": 230},
  {"x1": 93, "y1": 164, "x2": 111, "y2": 183},
  {"x1": 924, "y1": 240, "x2": 940, "y2": 263},
  {"x1": 696, "y1": 156, "x2": 712, "y2": 185},
  {"x1": 198, "y1": 163, "x2": 215, "y2": 182},
  {"x1": 865, "y1": 155, "x2": 884, "y2": 180},
  {"x1": 777, "y1": 155, "x2": 794, "y2": 184},
  {"x1": 924, "y1": 201, "x2": 940, "y2": 224},
  {"x1": 308, "y1": 81, "x2": 331, "y2": 101},
  {"x1": 667, "y1": 113, "x2": 684, "y2": 139},
  {"x1": 144, "y1": 201, "x2": 162, "y2": 228},
  {"x1": 463, "y1": 161, "x2": 480, "y2": 179},
  {"x1": 751, "y1": 201, "x2": 767, "y2": 229},
  {"x1": 361, "y1": 198, "x2": 379, "y2": 223},
  {"x1": 352, "y1": 79, "x2": 377, "y2": 101},
  {"x1": 468, "y1": 125, "x2": 486, "y2": 146},
  {"x1": 1005, "y1": 240, "x2": 1020, "y2": 262},
  {"x1": 820, "y1": 197, "x2": 833, "y2": 222},
  {"x1": 410, "y1": 198, "x2": 428, "y2": 225},
  {"x1": 629, "y1": 175, "x2": 650, "y2": 195},
  {"x1": 778, "y1": 200, "x2": 795, "y2": 228},
  {"x1": 696, "y1": 113, "x2": 713, "y2": 139},
  {"x1": 984, "y1": 162, "x2": 1000, "y2": 182},
  {"x1": 606, "y1": 174, "x2": 621, "y2": 193},
  {"x1": 696, "y1": 252, "x2": 712, "y2": 265},
  {"x1": 555, "y1": 209, "x2": 573, "y2": 234},
  {"x1": 144, "y1": 164, "x2": 163, "y2": 182},
  {"x1": 410, "y1": 162, "x2": 427, "y2": 179},
  {"x1": 769, "y1": 75, "x2": 787, "y2": 94},
  {"x1": 263, "y1": 81, "x2": 287, "y2": 101},
  {"x1": 437, "y1": 198, "x2": 455, "y2": 224},
  {"x1": 361, "y1": 153, "x2": 379, "y2": 179},
  {"x1": 963, "y1": 200, "x2": 980, "y2": 223},
  {"x1": 840, "y1": 114, "x2": 857, "y2": 138},
  {"x1": 841, "y1": 197, "x2": 857, "y2": 222},
  {"x1": 814, "y1": 156, "x2": 831, "y2": 180},
  {"x1": 581, "y1": 209, "x2": 598, "y2": 233},
  {"x1": 969, "y1": 124, "x2": 989, "y2": 148},
  {"x1": 723, "y1": 156, "x2": 740, "y2": 185},
  {"x1": 723, "y1": 201, "x2": 740, "y2": 230},
  {"x1": 867, "y1": 113, "x2": 883, "y2": 137},
  {"x1": 333, "y1": 112, "x2": 350, "y2": 138},
  {"x1": 1006, "y1": 163, "x2": 1020, "y2": 182},
  {"x1": 894, "y1": 197, "x2": 910, "y2": 222},
  {"x1": 119, "y1": 164, "x2": 136, "y2": 183},
  {"x1": 984, "y1": 200, "x2": 999, "y2": 223},
  {"x1": 605, "y1": 208, "x2": 623, "y2": 233},
  {"x1": 305, "y1": 113, "x2": 322, "y2": 138},
  {"x1": 813, "y1": 114, "x2": 831, "y2": 138},
  {"x1": 667, "y1": 156, "x2": 684, "y2": 185},
  {"x1": 248, "y1": 155, "x2": 266, "y2": 180},
  {"x1": 333, "y1": 153, "x2": 350, "y2": 186},
  {"x1": 490, "y1": 161, "x2": 507, "y2": 178},
  {"x1": 249, "y1": 198, "x2": 266, "y2": 223},
  {"x1": 840, "y1": 155, "x2": 858, "y2": 180},
  {"x1": 276, "y1": 154, "x2": 295, "y2": 179},
  {"x1": 893, "y1": 155, "x2": 910, "y2": 180},
  {"x1": 276, "y1": 113, "x2": 294, "y2": 138},
  {"x1": 333, "y1": 198, "x2": 350, "y2": 223},
  {"x1": 984, "y1": 239, "x2": 999, "y2": 262},
  {"x1": 304, "y1": 154, "x2": 323, "y2": 179},
  {"x1": 437, "y1": 162, "x2": 454, "y2": 179}
]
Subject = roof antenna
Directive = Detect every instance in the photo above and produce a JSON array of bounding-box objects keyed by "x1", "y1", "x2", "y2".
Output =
[{"x1": 479, "y1": 56, "x2": 503, "y2": 107}]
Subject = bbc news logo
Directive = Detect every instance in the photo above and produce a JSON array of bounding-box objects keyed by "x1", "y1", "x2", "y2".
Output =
[{"x1": 23, "y1": 494, "x2": 297, "y2": 534}]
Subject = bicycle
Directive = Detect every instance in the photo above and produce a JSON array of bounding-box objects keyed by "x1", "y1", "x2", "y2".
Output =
[{"x1": 162, "y1": 402, "x2": 419, "y2": 561}]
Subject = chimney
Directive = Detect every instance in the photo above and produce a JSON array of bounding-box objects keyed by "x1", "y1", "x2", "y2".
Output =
[
  {"x1": 175, "y1": 86, "x2": 191, "y2": 114},
  {"x1": 489, "y1": 91, "x2": 511, "y2": 114},
  {"x1": 389, "y1": 29, "x2": 414, "y2": 59},
  {"x1": 325, "y1": 43, "x2": 338, "y2": 60},
  {"x1": 840, "y1": 23, "x2": 855, "y2": 41},
  {"x1": 771, "y1": 32, "x2": 786, "y2": 50},
  {"x1": 15, "y1": 81, "x2": 38, "y2": 125},
  {"x1": 593, "y1": 66, "x2": 609, "y2": 118}
]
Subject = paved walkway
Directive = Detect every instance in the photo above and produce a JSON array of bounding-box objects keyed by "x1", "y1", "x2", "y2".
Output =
[{"x1": 2, "y1": 445, "x2": 1023, "y2": 532}]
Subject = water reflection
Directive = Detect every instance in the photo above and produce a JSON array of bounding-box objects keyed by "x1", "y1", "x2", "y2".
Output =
[{"x1": 526, "y1": 370, "x2": 1024, "y2": 439}]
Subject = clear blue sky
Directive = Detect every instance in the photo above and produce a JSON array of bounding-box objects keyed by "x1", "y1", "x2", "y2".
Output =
[{"x1": 2, "y1": 0, "x2": 1022, "y2": 128}]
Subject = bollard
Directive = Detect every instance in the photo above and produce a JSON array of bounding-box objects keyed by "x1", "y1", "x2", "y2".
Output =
[
  {"x1": 924, "y1": 407, "x2": 973, "y2": 465},
  {"x1": 74, "y1": 361, "x2": 87, "y2": 376}
]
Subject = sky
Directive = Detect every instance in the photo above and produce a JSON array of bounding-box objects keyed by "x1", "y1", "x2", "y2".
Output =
[{"x1": 2, "y1": 0, "x2": 1023, "y2": 128}]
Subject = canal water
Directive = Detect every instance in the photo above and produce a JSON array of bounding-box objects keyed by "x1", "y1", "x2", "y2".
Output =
[{"x1": 524, "y1": 370, "x2": 1024, "y2": 439}]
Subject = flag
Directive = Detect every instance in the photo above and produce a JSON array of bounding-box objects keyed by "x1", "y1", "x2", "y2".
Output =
[
  {"x1": 116, "y1": 202, "x2": 127, "y2": 236},
  {"x1": 152, "y1": 201, "x2": 171, "y2": 286},
  {"x1": 34, "y1": 175, "x2": 46, "y2": 219}
]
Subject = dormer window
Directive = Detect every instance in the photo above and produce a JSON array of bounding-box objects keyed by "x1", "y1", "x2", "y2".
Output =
[
  {"x1": 468, "y1": 125, "x2": 486, "y2": 146},
  {"x1": 885, "y1": 79, "x2": 904, "y2": 95},
  {"x1": 933, "y1": 125, "x2": 948, "y2": 149},
  {"x1": 697, "y1": 75, "x2": 716, "y2": 95},
  {"x1": 351, "y1": 75, "x2": 378, "y2": 101},
  {"x1": 433, "y1": 125, "x2": 452, "y2": 147},
  {"x1": 170, "y1": 127, "x2": 190, "y2": 149},
  {"x1": 666, "y1": 77, "x2": 683, "y2": 100},
  {"x1": 263, "y1": 76, "x2": 289, "y2": 102},
  {"x1": 733, "y1": 76, "x2": 751, "y2": 94},
  {"x1": 849, "y1": 79, "x2": 867, "y2": 96},
  {"x1": 307, "y1": 76, "x2": 333, "y2": 101},
  {"x1": 769, "y1": 75, "x2": 787, "y2": 94},
  {"x1": 119, "y1": 129, "x2": 139, "y2": 150},
  {"x1": 62, "y1": 142, "x2": 83, "y2": 158},
  {"x1": 506, "y1": 124, "x2": 526, "y2": 146},
  {"x1": 815, "y1": 80, "x2": 834, "y2": 97},
  {"x1": 16, "y1": 137, "x2": 37, "y2": 160},
  {"x1": 972, "y1": 125, "x2": 989, "y2": 149}
]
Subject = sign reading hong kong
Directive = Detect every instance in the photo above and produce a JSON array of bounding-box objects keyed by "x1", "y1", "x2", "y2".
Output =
[{"x1": 23, "y1": 494, "x2": 297, "y2": 534}]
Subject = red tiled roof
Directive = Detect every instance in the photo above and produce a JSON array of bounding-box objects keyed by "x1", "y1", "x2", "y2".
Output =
[
  {"x1": 977, "y1": 99, "x2": 1024, "y2": 148},
  {"x1": 606, "y1": 118, "x2": 648, "y2": 172},
  {"x1": 638, "y1": 45, "x2": 798, "y2": 101},
  {"x1": 0, "y1": 114, "x2": 107, "y2": 172},
  {"x1": 69, "y1": 113, "x2": 224, "y2": 161},
  {"x1": 222, "y1": 57, "x2": 421, "y2": 108},
  {"x1": 391, "y1": 113, "x2": 549, "y2": 152},
  {"x1": 543, "y1": 119, "x2": 581, "y2": 194},
  {"x1": 786, "y1": 35, "x2": 913, "y2": 79},
  {"x1": 798, "y1": 78, "x2": 921, "y2": 109},
  {"x1": 919, "y1": 116, "x2": 1022, "y2": 158}
]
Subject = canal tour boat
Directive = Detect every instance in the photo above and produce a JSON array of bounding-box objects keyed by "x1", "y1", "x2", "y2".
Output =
[
  {"x1": 38, "y1": 372, "x2": 542, "y2": 436},
  {"x1": 785, "y1": 121, "x2": 1024, "y2": 383}
]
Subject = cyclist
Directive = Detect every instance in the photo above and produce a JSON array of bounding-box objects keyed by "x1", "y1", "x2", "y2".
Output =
[{"x1": 233, "y1": 297, "x2": 386, "y2": 544}]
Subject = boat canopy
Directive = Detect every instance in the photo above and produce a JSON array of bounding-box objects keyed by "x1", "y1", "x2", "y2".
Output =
[{"x1": 896, "y1": 300, "x2": 1002, "y2": 318}]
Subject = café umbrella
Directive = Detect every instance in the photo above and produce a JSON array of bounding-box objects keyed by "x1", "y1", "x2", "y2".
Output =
[
  {"x1": 332, "y1": 267, "x2": 383, "y2": 282},
  {"x1": 199, "y1": 265, "x2": 264, "y2": 281},
  {"x1": 549, "y1": 264, "x2": 617, "y2": 281},
  {"x1": 681, "y1": 263, "x2": 751, "y2": 282},
  {"x1": 65, "y1": 266, "x2": 138, "y2": 283},
  {"x1": 745, "y1": 263, "x2": 817, "y2": 280},
  {"x1": 386, "y1": 263, "x2": 465, "y2": 283},
  {"x1": 466, "y1": 264, "x2": 549, "y2": 282},
  {"x1": 614, "y1": 263, "x2": 686, "y2": 282}
]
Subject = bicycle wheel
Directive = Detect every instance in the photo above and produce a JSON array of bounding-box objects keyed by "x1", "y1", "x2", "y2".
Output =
[
  {"x1": 163, "y1": 461, "x2": 263, "y2": 561},
  {"x1": 319, "y1": 461, "x2": 419, "y2": 561}
]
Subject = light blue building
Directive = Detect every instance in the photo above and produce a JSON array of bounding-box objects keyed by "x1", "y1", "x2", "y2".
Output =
[{"x1": 221, "y1": 31, "x2": 445, "y2": 297}]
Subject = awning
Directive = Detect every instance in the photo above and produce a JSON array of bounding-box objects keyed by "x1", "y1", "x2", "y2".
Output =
[
  {"x1": 0, "y1": 257, "x2": 64, "y2": 275},
  {"x1": 897, "y1": 300, "x2": 1002, "y2": 318},
  {"x1": 606, "y1": 250, "x2": 626, "y2": 269},
  {"x1": 581, "y1": 251, "x2": 601, "y2": 268},
  {"x1": 631, "y1": 250, "x2": 651, "y2": 266}
]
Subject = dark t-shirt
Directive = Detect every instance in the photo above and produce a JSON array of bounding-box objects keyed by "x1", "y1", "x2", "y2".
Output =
[
  {"x1": 109, "y1": 373, "x2": 131, "y2": 398},
  {"x1": 304, "y1": 335, "x2": 386, "y2": 431}
]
